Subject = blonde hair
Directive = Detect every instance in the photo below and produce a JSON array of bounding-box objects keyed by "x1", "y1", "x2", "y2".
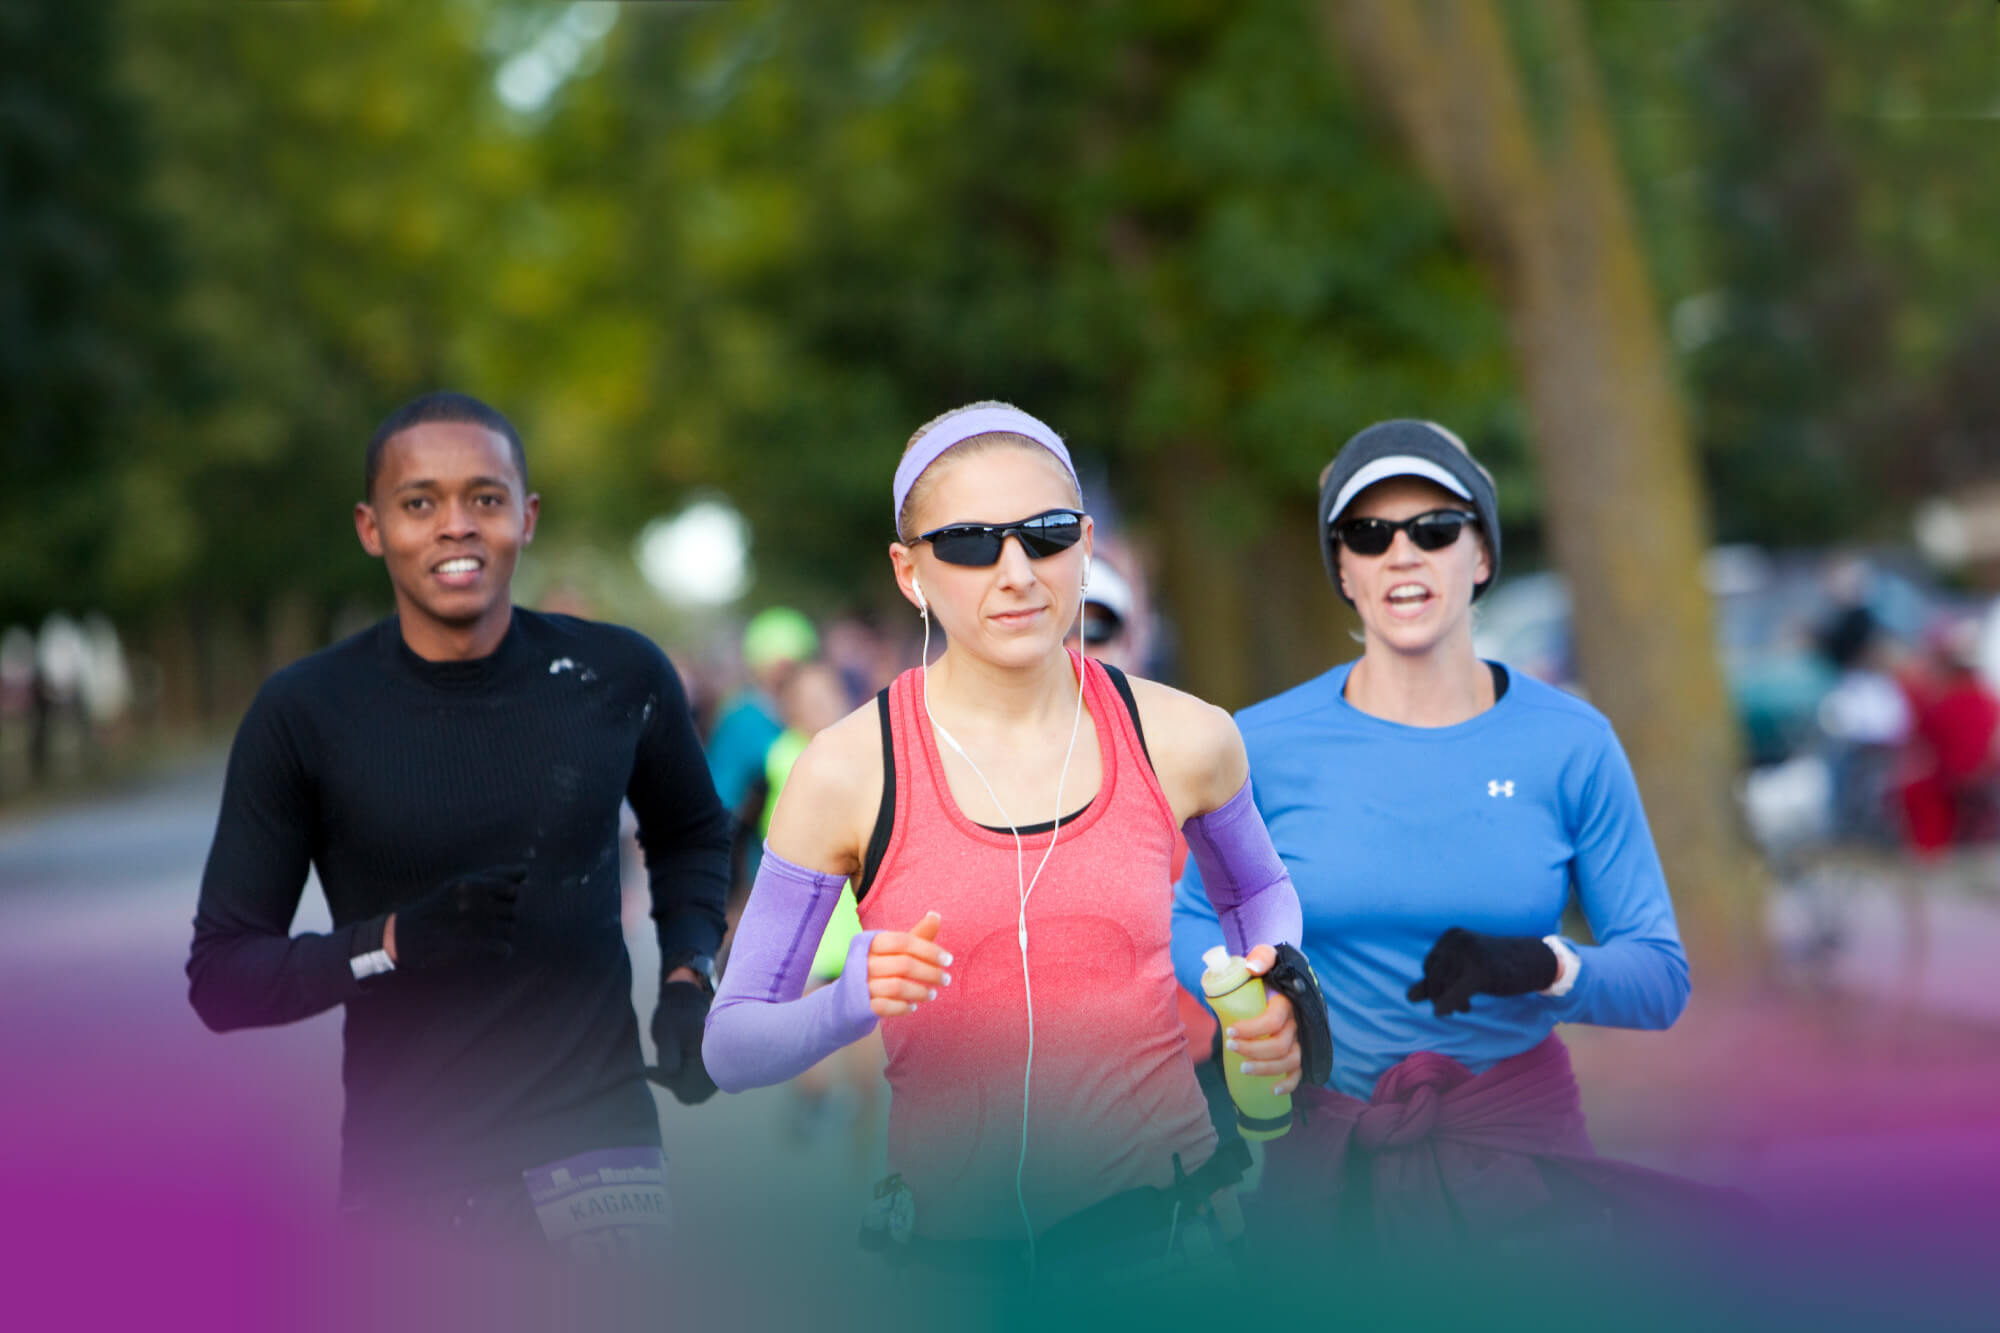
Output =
[{"x1": 895, "y1": 400, "x2": 1082, "y2": 542}]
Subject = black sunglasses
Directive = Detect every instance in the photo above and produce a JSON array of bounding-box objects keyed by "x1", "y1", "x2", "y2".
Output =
[
  {"x1": 915, "y1": 508, "x2": 1085, "y2": 567},
  {"x1": 1081, "y1": 609, "x2": 1124, "y2": 646},
  {"x1": 1331, "y1": 509, "x2": 1480, "y2": 557}
]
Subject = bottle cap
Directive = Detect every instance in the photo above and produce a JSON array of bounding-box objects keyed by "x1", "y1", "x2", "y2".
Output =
[{"x1": 1200, "y1": 947, "x2": 1254, "y2": 999}]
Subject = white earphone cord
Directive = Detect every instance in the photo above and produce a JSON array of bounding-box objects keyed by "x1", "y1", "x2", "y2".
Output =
[{"x1": 916, "y1": 570, "x2": 1088, "y2": 1274}]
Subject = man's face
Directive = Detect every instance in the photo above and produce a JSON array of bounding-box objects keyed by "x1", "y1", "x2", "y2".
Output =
[{"x1": 354, "y1": 422, "x2": 539, "y2": 637}]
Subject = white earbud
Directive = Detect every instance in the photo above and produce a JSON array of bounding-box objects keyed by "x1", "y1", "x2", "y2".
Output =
[
  {"x1": 1081, "y1": 556, "x2": 1091, "y2": 590},
  {"x1": 912, "y1": 558, "x2": 1089, "y2": 1272}
]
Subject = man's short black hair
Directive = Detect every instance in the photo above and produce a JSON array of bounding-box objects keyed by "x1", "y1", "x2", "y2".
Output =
[{"x1": 365, "y1": 391, "x2": 528, "y2": 499}]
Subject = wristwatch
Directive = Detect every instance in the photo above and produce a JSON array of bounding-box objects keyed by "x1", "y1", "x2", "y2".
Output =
[
  {"x1": 661, "y1": 950, "x2": 718, "y2": 997},
  {"x1": 350, "y1": 917, "x2": 395, "y2": 982},
  {"x1": 1540, "y1": 935, "x2": 1581, "y2": 997}
]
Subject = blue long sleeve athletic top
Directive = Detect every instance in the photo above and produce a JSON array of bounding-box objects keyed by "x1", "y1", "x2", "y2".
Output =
[{"x1": 1171, "y1": 661, "x2": 1689, "y2": 1099}]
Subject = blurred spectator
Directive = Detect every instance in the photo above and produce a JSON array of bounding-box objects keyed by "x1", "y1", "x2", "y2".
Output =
[
  {"x1": 671, "y1": 634, "x2": 736, "y2": 740},
  {"x1": 766, "y1": 660, "x2": 885, "y2": 1145},
  {"x1": 37, "y1": 613, "x2": 89, "y2": 705},
  {"x1": 0, "y1": 625, "x2": 33, "y2": 719},
  {"x1": 0, "y1": 612, "x2": 139, "y2": 786},
  {"x1": 1066, "y1": 537, "x2": 1161, "y2": 674},
  {"x1": 0, "y1": 625, "x2": 34, "y2": 790},
  {"x1": 80, "y1": 613, "x2": 134, "y2": 733},
  {"x1": 1814, "y1": 568, "x2": 1910, "y2": 843},
  {"x1": 760, "y1": 663, "x2": 849, "y2": 834},
  {"x1": 761, "y1": 662, "x2": 864, "y2": 977},
  {"x1": 707, "y1": 607, "x2": 818, "y2": 811},
  {"x1": 33, "y1": 613, "x2": 92, "y2": 781},
  {"x1": 822, "y1": 614, "x2": 901, "y2": 706},
  {"x1": 1815, "y1": 606, "x2": 1879, "y2": 680},
  {"x1": 1897, "y1": 617, "x2": 2000, "y2": 855},
  {"x1": 708, "y1": 607, "x2": 818, "y2": 897},
  {"x1": 1074, "y1": 557, "x2": 1142, "y2": 674}
]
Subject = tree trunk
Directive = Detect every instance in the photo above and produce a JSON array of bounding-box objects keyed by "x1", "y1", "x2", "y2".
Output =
[
  {"x1": 1323, "y1": 0, "x2": 1762, "y2": 978},
  {"x1": 143, "y1": 607, "x2": 202, "y2": 733}
]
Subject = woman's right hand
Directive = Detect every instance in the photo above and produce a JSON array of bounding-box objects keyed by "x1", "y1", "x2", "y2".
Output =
[{"x1": 866, "y1": 911, "x2": 953, "y2": 1017}]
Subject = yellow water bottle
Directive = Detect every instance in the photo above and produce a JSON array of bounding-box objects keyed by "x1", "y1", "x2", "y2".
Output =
[{"x1": 1201, "y1": 946, "x2": 1292, "y2": 1141}]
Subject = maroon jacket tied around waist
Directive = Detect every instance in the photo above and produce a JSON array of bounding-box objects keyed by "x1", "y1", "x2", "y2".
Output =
[{"x1": 1265, "y1": 1035, "x2": 1731, "y2": 1248}]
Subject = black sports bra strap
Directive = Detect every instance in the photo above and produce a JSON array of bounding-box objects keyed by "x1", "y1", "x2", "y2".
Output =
[
  {"x1": 854, "y1": 688, "x2": 895, "y2": 904},
  {"x1": 1099, "y1": 662, "x2": 1156, "y2": 771}
]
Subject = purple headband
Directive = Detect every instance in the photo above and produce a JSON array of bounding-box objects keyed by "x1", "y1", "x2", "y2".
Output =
[{"x1": 891, "y1": 405, "x2": 1082, "y2": 530}]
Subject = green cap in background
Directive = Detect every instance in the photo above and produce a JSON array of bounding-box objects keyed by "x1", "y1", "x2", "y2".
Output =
[{"x1": 742, "y1": 606, "x2": 818, "y2": 670}]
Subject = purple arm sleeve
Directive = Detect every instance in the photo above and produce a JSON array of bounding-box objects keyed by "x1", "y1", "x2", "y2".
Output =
[
  {"x1": 1182, "y1": 778, "x2": 1303, "y2": 958},
  {"x1": 701, "y1": 847, "x2": 880, "y2": 1094}
]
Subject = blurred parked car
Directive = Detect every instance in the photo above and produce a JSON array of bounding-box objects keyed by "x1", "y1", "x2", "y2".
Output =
[{"x1": 1471, "y1": 547, "x2": 1964, "y2": 767}]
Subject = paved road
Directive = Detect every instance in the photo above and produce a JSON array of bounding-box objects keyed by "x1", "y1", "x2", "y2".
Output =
[
  {"x1": 5, "y1": 761, "x2": 1996, "y2": 1329},
  {"x1": 0, "y1": 756, "x2": 878, "y2": 1329},
  {"x1": 1777, "y1": 857, "x2": 2000, "y2": 1022}
]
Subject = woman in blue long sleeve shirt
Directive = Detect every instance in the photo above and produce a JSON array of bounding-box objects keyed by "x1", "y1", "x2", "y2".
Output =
[{"x1": 1172, "y1": 420, "x2": 1693, "y2": 1243}]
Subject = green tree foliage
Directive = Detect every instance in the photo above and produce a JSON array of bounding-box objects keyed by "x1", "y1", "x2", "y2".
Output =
[
  {"x1": 12, "y1": 0, "x2": 1989, "y2": 697},
  {"x1": 1678, "y1": 0, "x2": 2000, "y2": 537},
  {"x1": 1830, "y1": 1, "x2": 2000, "y2": 496},
  {"x1": 122, "y1": 0, "x2": 519, "y2": 615},
  {"x1": 84, "y1": 0, "x2": 1478, "y2": 699},
  {"x1": 0, "y1": 0, "x2": 196, "y2": 623},
  {"x1": 1682, "y1": 1, "x2": 1900, "y2": 545},
  {"x1": 514, "y1": 0, "x2": 1519, "y2": 698}
]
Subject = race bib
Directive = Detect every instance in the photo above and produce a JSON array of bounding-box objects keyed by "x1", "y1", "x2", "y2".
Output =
[{"x1": 522, "y1": 1147, "x2": 672, "y2": 1262}]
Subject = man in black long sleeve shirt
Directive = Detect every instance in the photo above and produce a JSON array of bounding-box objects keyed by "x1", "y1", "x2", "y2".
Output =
[{"x1": 187, "y1": 393, "x2": 730, "y2": 1229}]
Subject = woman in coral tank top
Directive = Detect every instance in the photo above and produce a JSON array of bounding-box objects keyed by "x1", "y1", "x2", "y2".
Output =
[{"x1": 702, "y1": 403, "x2": 1307, "y2": 1274}]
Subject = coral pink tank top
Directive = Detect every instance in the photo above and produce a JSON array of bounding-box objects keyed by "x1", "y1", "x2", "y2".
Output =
[{"x1": 858, "y1": 651, "x2": 1216, "y2": 1240}]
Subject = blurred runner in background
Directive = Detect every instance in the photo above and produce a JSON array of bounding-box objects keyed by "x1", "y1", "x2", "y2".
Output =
[
  {"x1": 1814, "y1": 563, "x2": 1912, "y2": 843},
  {"x1": 1072, "y1": 555, "x2": 1142, "y2": 674},
  {"x1": 763, "y1": 661, "x2": 887, "y2": 1151},
  {"x1": 1897, "y1": 616, "x2": 2000, "y2": 855},
  {"x1": 708, "y1": 606, "x2": 817, "y2": 901},
  {"x1": 1891, "y1": 615, "x2": 2000, "y2": 989}
]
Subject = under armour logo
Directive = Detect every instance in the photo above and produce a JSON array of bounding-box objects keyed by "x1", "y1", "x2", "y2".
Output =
[{"x1": 1488, "y1": 780, "x2": 1515, "y2": 798}]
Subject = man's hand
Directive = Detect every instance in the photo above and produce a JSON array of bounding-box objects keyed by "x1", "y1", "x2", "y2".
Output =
[
  {"x1": 1406, "y1": 927, "x2": 1559, "y2": 1017},
  {"x1": 386, "y1": 865, "x2": 524, "y2": 971},
  {"x1": 1227, "y1": 944, "x2": 1302, "y2": 1096},
  {"x1": 866, "y1": 911, "x2": 951, "y2": 1017},
  {"x1": 649, "y1": 981, "x2": 718, "y2": 1105}
]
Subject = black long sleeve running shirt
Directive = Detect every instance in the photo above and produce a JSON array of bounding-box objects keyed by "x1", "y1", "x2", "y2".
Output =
[{"x1": 187, "y1": 610, "x2": 730, "y2": 1206}]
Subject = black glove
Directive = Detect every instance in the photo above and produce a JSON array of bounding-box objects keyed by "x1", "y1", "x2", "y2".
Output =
[
  {"x1": 647, "y1": 982, "x2": 718, "y2": 1105},
  {"x1": 1406, "y1": 927, "x2": 1558, "y2": 1017},
  {"x1": 392, "y1": 864, "x2": 524, "y2": 971}
]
